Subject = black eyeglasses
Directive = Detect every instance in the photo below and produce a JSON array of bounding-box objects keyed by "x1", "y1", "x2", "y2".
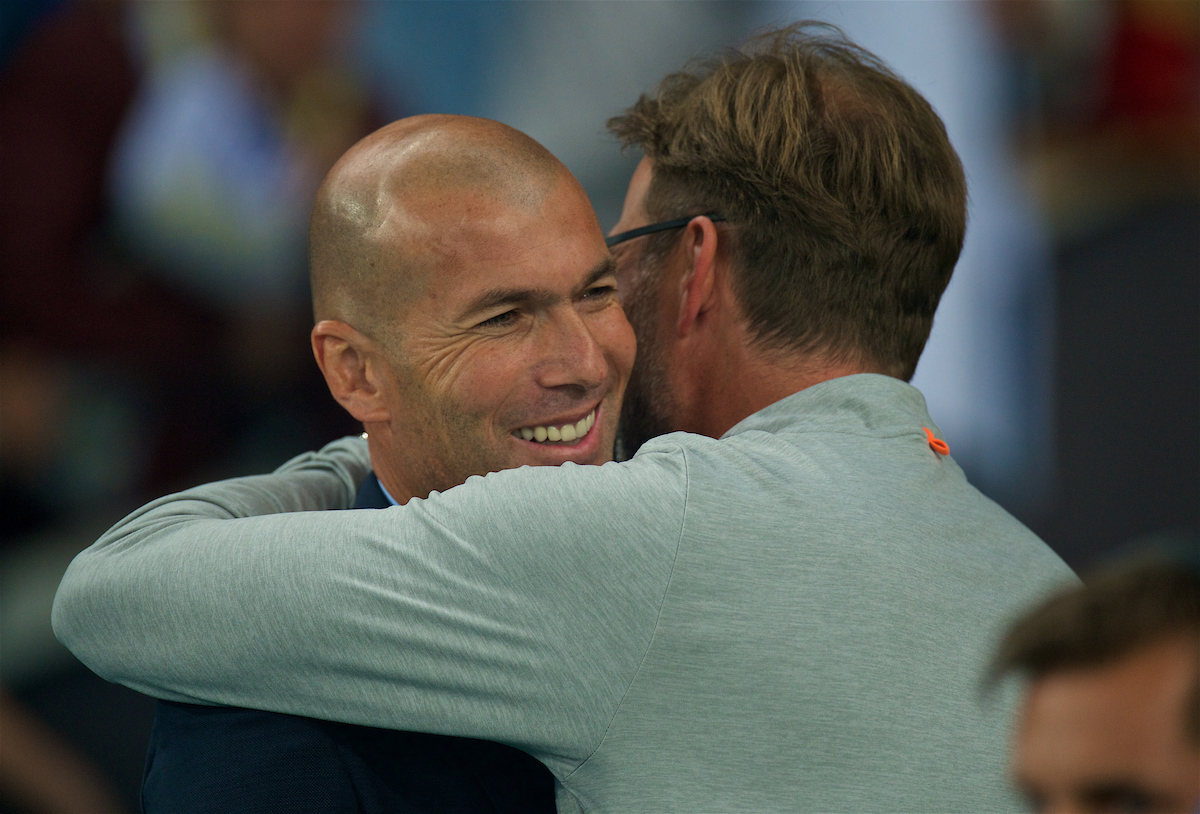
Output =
[{"x1": 605, "y1": 214, "x2": 726, "y2": 248}]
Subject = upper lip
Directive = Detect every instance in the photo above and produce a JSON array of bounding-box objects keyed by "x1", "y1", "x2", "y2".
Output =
[{"x1": 513, "y1": 403, "x2": 600, "y2": 431}]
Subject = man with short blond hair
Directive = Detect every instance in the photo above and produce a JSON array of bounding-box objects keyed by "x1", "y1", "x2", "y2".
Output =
[{"x1": 606, "y1": 24, "x2": 967, "y2": 454}]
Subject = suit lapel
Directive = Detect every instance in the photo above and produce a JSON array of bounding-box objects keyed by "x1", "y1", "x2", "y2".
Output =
[{"x1": 352, "y1": 473, "x2": 390, "y2": 510}]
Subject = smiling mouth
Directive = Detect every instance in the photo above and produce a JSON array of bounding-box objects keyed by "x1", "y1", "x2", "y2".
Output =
[{"x1": 513, "y1": 409, "x2": 596, "y2": 445}]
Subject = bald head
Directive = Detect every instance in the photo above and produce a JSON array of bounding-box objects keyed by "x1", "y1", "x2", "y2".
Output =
[
  {"x1": 306, "y1": 116, "x2": 629, "y2": 505},
  {"x1": 310, "y1": 115, "x2": 570, "y2": 343}
]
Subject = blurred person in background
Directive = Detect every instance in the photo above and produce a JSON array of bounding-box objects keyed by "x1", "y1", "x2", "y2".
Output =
[
  {"x1": 991, "y1": 546, "x2": 1200, "y2": 814},
  {"x1": 0, "y1": 0, "x2": 197, "y2": 535},
  {"x1": 108, "y1": 0, "x2": 372, "y2": 486},
  {"x1": 1, "y1": 0, "x2": 372, "y2": 531},
  {"x1": 111, "y1": 0, "x2": 369, "y2": 339},
  {"x1": 1, "y1": 2, "x2": 196, "y2": 809},
  {"x1": 985, "y1": 0, "x2": 1199, "y2": 565},
  {"x1": 1, "y1": 1, "x2": 369, "y2": 808}
]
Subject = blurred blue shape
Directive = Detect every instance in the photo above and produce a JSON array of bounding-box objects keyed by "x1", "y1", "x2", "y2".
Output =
[
  {"x1": 354, "y1": 1, "x2": 515, "y2": 118},
  {"x1": 109, "y1": 47, "x2": 311, "y2": 309},
  {"x1": 348, "y1": 2, "x2": 747, "y2": 227}
]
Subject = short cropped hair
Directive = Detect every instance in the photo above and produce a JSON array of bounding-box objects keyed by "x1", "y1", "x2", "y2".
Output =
[
  {"x1": 608, "y1": 22, "x2": 967, "y2": 380},
  {"x1": 990, "y1": 557, "x2": 1200, "y2": 745}
]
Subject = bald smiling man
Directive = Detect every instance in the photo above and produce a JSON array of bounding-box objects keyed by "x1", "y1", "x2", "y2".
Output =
[
  {"x1": 132, "y1": 116, "x2": 633, "y2": 813},
  {"x1": 308, "y1": 116, "x2": 631, "y2": 504}
]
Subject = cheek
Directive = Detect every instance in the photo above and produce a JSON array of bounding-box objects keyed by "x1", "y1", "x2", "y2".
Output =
[
  {"x1": 441, "y1": 345, "x2": 531, "y2": 421},
  {"x1": 596, "y1": 307, "x2": 637, "y2": 384},
  {"x1": 614, "y1": 263, "x2": 637, "y2": 308},
  {"x1": 409, "y1": 334, "x2": 522, "y2": 411},
  {"x1": 620, "y1": 271, "x2": 672, "y2": 347},
  {"x1": 407, "y1": 333, "x2": 478, "y2": 394}
]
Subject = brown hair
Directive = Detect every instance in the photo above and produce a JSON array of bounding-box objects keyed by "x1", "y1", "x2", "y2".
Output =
[
  {"x1": 607, "y1": 22, "x2": 967, "y2": 379},
  {"x1": 990, "y1": 557, "x2": 1200, "y2": 745}
]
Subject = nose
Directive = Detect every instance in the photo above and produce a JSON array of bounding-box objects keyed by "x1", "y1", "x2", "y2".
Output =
[{"x1": 533, "y1": 305, "x2": 608, "y2": 395}]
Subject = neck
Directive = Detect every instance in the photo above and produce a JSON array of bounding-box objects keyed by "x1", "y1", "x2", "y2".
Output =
[
  {"x1": 677, "y1": 331, "x2": 884, "y2": 439},
  {"x1": 363, "y1": 423, "x2": 419, "y2": 505}
]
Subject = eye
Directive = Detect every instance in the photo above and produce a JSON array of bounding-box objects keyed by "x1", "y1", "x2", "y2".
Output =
[
  {"x1": 581, "y1": 283, "x2": 617, "y2": 300},
  {"x1": 476, "y1": 310, "x2": 518, "y2": 329}
]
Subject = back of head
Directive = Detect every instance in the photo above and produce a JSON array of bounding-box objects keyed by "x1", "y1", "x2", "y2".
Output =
[
  {"x1": 309, "y1": 115, "x2": 565, "y2": 346},
  {"x1": 608, "y1": 22, "x2": 967, "y2": 380}
]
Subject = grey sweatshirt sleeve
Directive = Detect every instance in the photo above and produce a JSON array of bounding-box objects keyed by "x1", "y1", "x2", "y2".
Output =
[{"x1": 52, "y1": 437, "x2": 687, "y2": 774}]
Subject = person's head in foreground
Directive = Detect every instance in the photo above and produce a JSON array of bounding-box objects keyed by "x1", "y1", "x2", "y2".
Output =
[
  {"x1": 992, "y1": 555, "x2": 1200, "y2": 814},
  {"x1": 605, "y1": 22, "x2": 966, "y2": 453},
  {"x1": 307, "y1": 115, "x2": 635, "y2": 503}
]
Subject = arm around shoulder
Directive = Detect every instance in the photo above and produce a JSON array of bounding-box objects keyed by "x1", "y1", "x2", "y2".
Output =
[
  {"x1": 51, "y1": 439, "x2": 689, "y2": 772},
  {"x1": 52, "y1": 436, "x2": 370, "y2": 690}
]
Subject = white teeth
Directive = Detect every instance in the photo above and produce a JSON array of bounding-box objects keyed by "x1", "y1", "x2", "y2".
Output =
[{"x1": 514, "y1": 409, "x2": 597, "y2": 445}]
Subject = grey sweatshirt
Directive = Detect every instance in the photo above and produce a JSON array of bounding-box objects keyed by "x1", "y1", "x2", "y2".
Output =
[{"x1": 54, "y1": 374, "x2": 1074, "y2": 813}]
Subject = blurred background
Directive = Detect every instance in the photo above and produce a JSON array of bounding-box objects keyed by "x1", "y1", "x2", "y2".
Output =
[{"x1": 0, "y1": 1, "x2": 1195, "y2": 810}]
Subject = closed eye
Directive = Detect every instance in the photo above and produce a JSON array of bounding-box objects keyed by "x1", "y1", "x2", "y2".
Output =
[
  {"x1": 581, "y1": 283, "x2": 617, "y2": 301},
  {"x1": 476, "y1": 309, "x2": 519, "y2": 329}
]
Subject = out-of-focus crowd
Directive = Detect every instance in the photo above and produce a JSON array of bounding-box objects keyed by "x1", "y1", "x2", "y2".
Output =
[
  {"x1": 0, "y1": 0, "x2": 369, "y2": 541},
  {"x1": 1, "y1": 3, "x2": 371, "y2": 809},
  {"x1": 986, "y1": 0, "x2": 1198, "y2": 564}
]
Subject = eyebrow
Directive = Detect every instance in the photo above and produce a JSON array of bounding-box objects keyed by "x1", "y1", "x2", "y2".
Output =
[
  {"x1": 459, "y1": 257, "x2": 617, "y2": 320},
  {"x1": 579, "y1": 256, "x2": 618, "y2": 292}
]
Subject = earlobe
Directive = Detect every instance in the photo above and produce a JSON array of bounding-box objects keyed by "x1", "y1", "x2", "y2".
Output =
[
  {"x1": 311, "y1": 320, "x2": 390, "y2": 423},
  {"x1": 676, "y1": 216, "x2": 721, "y2": 338}
]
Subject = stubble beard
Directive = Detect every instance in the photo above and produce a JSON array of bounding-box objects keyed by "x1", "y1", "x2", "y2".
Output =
[{"x1": 616, "y1": 258, "x2": 677, "y2": 460}]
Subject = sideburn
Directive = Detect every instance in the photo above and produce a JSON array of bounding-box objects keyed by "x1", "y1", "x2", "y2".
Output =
[{"x1": 616, "y1": 258, "x2": 677, "y2": 459}]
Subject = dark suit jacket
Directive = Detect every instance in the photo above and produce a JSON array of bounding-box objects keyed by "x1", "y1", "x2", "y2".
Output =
[{"x1": 141, "y1": 474, "x2": 556, "y2": 813}]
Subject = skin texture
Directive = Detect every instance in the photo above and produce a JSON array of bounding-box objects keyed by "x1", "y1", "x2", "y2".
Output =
[
  {"x1": 309, "y1": 116, "x2": 635, "y2": 504},
  {"x1": 607, "y1": 157, "x2": 681, "y2": 454},
  {"x1": 1013, "y1": 636, "x2": 1200, "y2": 814},
  {"x1": 609, "y1": 156, "x2": 870, "y2": 450}
]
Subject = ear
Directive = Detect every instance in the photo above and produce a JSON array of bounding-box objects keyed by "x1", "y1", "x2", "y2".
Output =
[
  {"x1": 311, "y1": 320, "x2": 391, "y2": 423},
  {"x1": 675, "y1": 216, "x2": 722, "y2": 338}
]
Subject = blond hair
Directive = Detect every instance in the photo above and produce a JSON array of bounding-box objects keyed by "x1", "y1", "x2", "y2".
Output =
[{"x1": 609, "y1": 23, "x2": 967, "y2": 379}]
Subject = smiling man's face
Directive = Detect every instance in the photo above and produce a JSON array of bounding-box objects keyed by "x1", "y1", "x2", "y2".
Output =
[{"x1": 370, "y1": 175, "x2": 636, "y2": 500}]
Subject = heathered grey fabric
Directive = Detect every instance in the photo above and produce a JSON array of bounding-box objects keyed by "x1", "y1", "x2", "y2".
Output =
[{"x1": 55, "y1": 374, "x2": 1075, "y2": 813}]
